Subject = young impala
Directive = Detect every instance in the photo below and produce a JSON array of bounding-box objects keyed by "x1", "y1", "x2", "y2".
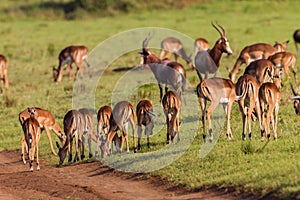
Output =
[
  {"x1": 229, "y1": 40, "x2": 289, "y2": 82},
  {"x1": 53, "y1": 45, "x2": 90, "y2": 83},
  {"x1": 197, "y1": 77, "x2": 236, "y2": 143},
  {"x1": 268, "y1": 51, "x2": 296, "y2": 79},
  {"x1": 194, "y1": 22, "x2": 233, "y2": 82},
  {"x1": 162, "y1": 91, "x2": 181, "y2": 144},
  {"x1": 0, "y1": 54, "x2": 9, "y2": 92},
  {"x1": 139, "y1": 33, "x2": 186, "y2": 102}
]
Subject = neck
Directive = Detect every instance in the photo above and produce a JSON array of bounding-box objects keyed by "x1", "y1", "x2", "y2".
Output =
[{"x1": 209, "y1": 44, "x2": 222, "y2": 67}]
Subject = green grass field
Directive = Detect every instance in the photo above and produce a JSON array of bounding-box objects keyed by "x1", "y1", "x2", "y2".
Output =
[{"x1": 0, "y1": 0, "x2": 300, "y2": 199}]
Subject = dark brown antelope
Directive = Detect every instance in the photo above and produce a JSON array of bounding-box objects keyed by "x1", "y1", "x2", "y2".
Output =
[
  {"x1": 293, "y1": 29, "x2": 300, "y2": 52},
  {"x1": 229, "y1": 40, "x2": 289, "y2": 82},
  {"x1": 136, "y1": 99, "x2": 155, "y2": 149},
  {"x1": 53, "y1": 45, "x2": 90, "y2": 83},
  {"x1": 194, "y1": 37, "x2": 210, "y2": 55},
  {"x1": 19, "y1": 107, "x2": 64, "y2": 156},
  {"x1": 162, "y1": 91, "x2": 181, "y2": 144},
  {"x1": 259, "y1": 82, "x2": 281, "y2": 141},
  {"x1": 197, "y1": 77, "x2": 236, "y2": 143},
  {"x1": 159, "y1": 37, "x2": 193, "y2": 68},
  {"x1": 290, "y1": 84, "x2": 300, "y2": 115},
  {"x1": 56, "y1": 110, "x2": 84, "y2": 166},
  {"x1": 102, "y1": 101, "x2": 136, "y2": 157},
  {"x1": 0, "y1": 55, "x2": 9, "y2": 92},
  {"x1": 235, "y1": 74, "x2": 262, "y2": 140},
  {"x1": 268, "y1": 51, "x2": 296, "y2": 79},
  {"x1": 139, "y1": 33, "x2": 186, "y2": 102},
  {"x1": 21, "y1": 108, "x2": 41, "y2": 171},
  {"x1": 194, "y1": 22, "x2": 233, "y2": 82}
]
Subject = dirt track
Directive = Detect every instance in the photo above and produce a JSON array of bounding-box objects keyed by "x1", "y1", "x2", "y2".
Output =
[{"x1": 0, "y1": 150, "x2": 253, "y2": 200}]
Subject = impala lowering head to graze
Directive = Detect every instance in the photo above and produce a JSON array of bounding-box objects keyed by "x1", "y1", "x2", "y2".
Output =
[
  {"x1": 194, "y1": 37, "x2": 210, "y2": 55},
  {"x1": 139, "y1": 33, "x2": 186, "y2": 102},
  {"x1": 235, "y1": 74, "x2": 262, "y2": 140},
  {"x1": 159, "y1": 37, "x2": 193, "y2": 68},
  {"x1": 259, "y1": 82, "x2": 281, "y2": 141},
  {"x1": 96, "y1": 105, "x2": 121, "y2": 156},
  {"x1": 19, "y1": 107, "x2": 64, "y2": 156},
  {"x1": 290, "y1": 84, "x2": 300, "y2": 115},
  {"x1": 268, "y1": 51, "x2": 296, "y2": 80},
  {"x1": 197, "y1": 77, "x2": 236, "y2": 143},
  {"x1": 0, "y1": 54, "x2": 9, "y2": 92},
  {"x1": 53, "y1": 45, "x2": 90, "y2": 83},
  {"x1": 78, "y1": 108, "x2": 97, "y2": 159},
  {"x1": 56, "y1": 110, "x2": 84, "y2": 166},
  {"x1": 21, "y1": 107, "x2": 41, "y2": 171},
  {"x1": 229, "y1": 40, "x2": 289, "y2": 82},
  {"x1": 101, "y1": 101, "x2": 136, "y2": 157},
  {"x1": 162, "y1": 91, "x2": 181, "y2": 144},
  {"x1": 136, "y1": 99, "x2": 155, "y2": 149},
  {"x1": 293, "y1": 29, "x2": 300, "y2": 52},
  {"x1": 194, "y1": 22, "x2": 232, "y2": 82}
]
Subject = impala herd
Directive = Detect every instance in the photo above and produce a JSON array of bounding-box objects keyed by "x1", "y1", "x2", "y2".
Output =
[{"x1": 7, "y1": 24, "x2": 299, "y2": 171}]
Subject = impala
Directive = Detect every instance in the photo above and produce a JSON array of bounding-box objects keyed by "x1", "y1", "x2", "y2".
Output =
[
  {"x1": 194, "y1": 22, "x2": 233, "y2": 82},
  {"x1": 159, "y1": 37, "x2": 193, "y2": 68},
  {"x1": 56, "y1": 110, "x2": 84, "y2": 166},
  {"x1": 21, "y1": 108, "x2": 41, "y2": 171},
  {"x1": 194, "y1": 37, "x2": 210, "y2": 55},
  {"x1": 53, "y1": 45, "x2": 90, "y2": 83},
  {"x1": 259, "y1": 81, "x2": 281, "y2": 141},
  {"x1": 268, "y1": 51, "x2": 296, "y2": 79},
  {"x1": 235, "y1": 74, "x2": 262, "y2": 140},
  {"x1": 0, "y1": 54, "x2": 9, "y2": 91},
  {"x1": 290, "y1": 84, "x2": 300, "y2": 115},
  {"x1": 293, "y1": 29, "x2": 300, "y2": 52},
  {"x1": 136, "y1": 99, "x2": 155, "y2": 149},
  {"x1": 19, "y1": 107, "x2": 64, "y2": 156},
  {"x1": 102, "y1": 101, "x2": 136, "y2": 157},
  {"x1": 96, "y1": 105, "x2": 121, "y2": 156},
  {"x1": 197, "y1": 77, "x2": 236, "y2": 142},
  {"x1": 229, "y1": 40, "x2": 289, "y2": 82},
  {"x1": 78, "y1": 108, "x2": 97, "y2": 159},
  {"x1": 139, "y1": 33, "x2": 186, "y2": 102}
]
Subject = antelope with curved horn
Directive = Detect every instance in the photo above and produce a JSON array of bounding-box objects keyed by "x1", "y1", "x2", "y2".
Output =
[
  {"x1": 268, "y1": 51, "x2": 296, "y2": 80},
  {"x1": 194, "y1": 22, "x2": 233, "y2": 82},
  {"x1": 159, "y1": 37, "x2": 193, "y2": 68},
  {"x1": 139, "y1": 33, "x2": 186, "y2": 102},
  {"x1": 290, "y1": 84, "x2": 300, "y2": 115},
  {"x1": 229, "y1": 40, "x2": 289, "y2": 82},
  {"x1": 293, "y1": 29, "x2": 300, "y2": 52},
  {"x1": 0, "y1": 55, "x2": 9, "y2": 92},
  {"x1": 197, "y1": 77, "x2": 236, "y2": 143},
  {"x1": 53, "y1": 45, "x2": 90, "y2": 83}
]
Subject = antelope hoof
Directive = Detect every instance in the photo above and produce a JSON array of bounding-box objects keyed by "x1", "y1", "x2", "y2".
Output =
[
  {"x1": 81, "y1": 155, "x2": 85, "y2": 160},
  {"x1": 37, "y1": 166, "x2": 40, "y2": 171},
  {"x1": 89, "y1": 153, "x2": 93, "y2": 158},
  {"x1": 134, "y1": 147, "x2": 137, "y2": 153},
  {"x1": 30, "y1": 167, "x2": 33, "y2": 172}
]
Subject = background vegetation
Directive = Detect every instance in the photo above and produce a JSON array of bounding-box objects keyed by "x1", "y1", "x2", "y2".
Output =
[{"x1": 0, "y1": 0, "x2": 299, "y2": 199}]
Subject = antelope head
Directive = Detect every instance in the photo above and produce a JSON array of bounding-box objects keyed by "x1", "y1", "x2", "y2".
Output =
[
  {"x1": 290, "y1": 83, "x2": 300, "y2": 115},
  {"x1": 211, "y1": 22, "x2": 233, "y2": 55}
]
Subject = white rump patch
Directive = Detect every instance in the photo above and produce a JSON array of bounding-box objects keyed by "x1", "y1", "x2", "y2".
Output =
[{"x1": 220, "y1": 97, "x2": 229, "y2": 103}]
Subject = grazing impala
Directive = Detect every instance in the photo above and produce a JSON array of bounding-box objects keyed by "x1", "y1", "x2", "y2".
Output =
[
  {"x1": 19, "y1": 107, "x2": 64, "y2": 156},
  {"x1": 293, "y1": 29, "x2": 300, "y2": 52},
  {"x1": 235, "y1": 74, "x2": 262, "y2": 140},
  {"x1": 102, "y1": 101, "x2": 136, "y2": 157},
  {"x1": 162, "y1": 91, "x2": 181, "y2": 144},
  {"x1": 290, "y1": 84, "x2": 300, "y2": 115},
  {"x1": 21, "y1": 108, "x2": 41, "y2": 171},
  {"x1": 259, "y1": 81, "x2": 281, "y2": 141},
  {"x1": 159, "y1": 37, "x2": 193, "y2": 68},
  {"x1": 56, "y1": 110, "x2": 84, "y2": 166},
  {"x1": 136, "y1": 99, "x2": 155, "y2": 149},
  {"x1": 53, "y1": 45, "x2": 90, "y2": 83},
  {"x1": 194, "y1": 37, "x2": 210, "y2": 55},
  {"x1": 0, "y1": 55, "x2": 9, "y2": 91},
  {"x1": 197, "y1": 77, "x2": 236, "y2": 142},
  {"x1": 268, "y1": 51, "x2": 296, "y2": 79},
  {"x1": 139, "y1": 33, "x2": 186, "y2": 102},
  {"x1": 229, "y1": 40, "x2": 289, "y2": 82},
  {"x1": 194, "y1": 22, "x2": 232, "y2": 82}
]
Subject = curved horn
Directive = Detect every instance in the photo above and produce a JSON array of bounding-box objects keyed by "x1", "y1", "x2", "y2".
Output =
[
  {"x1": 211, "y1": 21, "x2": 223, "y2": 37},
  {"x1": 290, "y1": 83, "x2": 299, "y2": 96},
  {"x1": 216, "y1": 22, "x2": 226, "y2": 37},
  {"x1": 142, "y1": 32, "x2": 154, "y2": 49}
]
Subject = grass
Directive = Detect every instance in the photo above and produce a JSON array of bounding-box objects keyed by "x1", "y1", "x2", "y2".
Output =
[{"x1": 0, "y1": 0, "x2": 300, "y2": 199}]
